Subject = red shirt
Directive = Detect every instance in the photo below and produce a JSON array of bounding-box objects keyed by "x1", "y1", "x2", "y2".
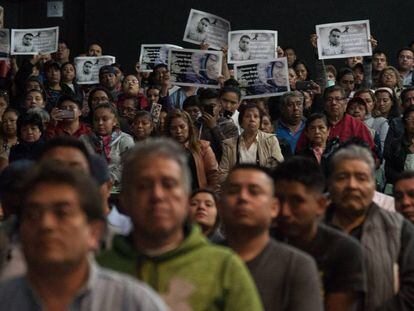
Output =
[
  {"x1": 46, "y1": 122, "x2": 92, "y2": 140},
  {"x1": 296, "y1": 114, "x2": 376, "y2": 155}
]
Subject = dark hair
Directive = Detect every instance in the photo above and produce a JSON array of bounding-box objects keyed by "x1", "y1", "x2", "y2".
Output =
[
  {"x1": 165, "y1": 109, "x2": 200, "y2": 153},
  {"x1": 191, "y1": 188, "x2": 218, "y2": 204},
  {"x1": 146, "y1": 84, "x2": 162, "y2": 95},
  {"x1": 200, "y1": 17, "x2": 210, "y2": 24},
  {"x1": 134, "y1": 110, "x2": 153, "y2": 124},
  {"x1": 403, "y1": 105, "x2": 414, "y2": 123},
  {"x1": 198, "y1": 88, "x2": 219, "y2": 102},
  {"x1": 39, "y1": 136, "x2": 91, "y2": 166},
  {"x1": 337, "y1": 68, "x2": 354, "y2": 82},
  {"x1": 238, "y1": 102, "x2": 264, "y2": 126},
  {"x1": 17, "y1": 113, "x2": 44, "y2": 139},
  {"x1": 305, "y1": 113, "x2": 328, "y2": 129},
  {"x1": 20, "y1": 162, "x2": 104, "y2": 222},
  {"x1": 219, "y1": 86, "x2": 241, "y2": 101},
  {"x1": 292, "y1": 59, "x2": 311, "y2": 80},
  {"x1": 183, "y1": 95, "x2": 202, "y2": 110},
  {"x1": 347, "y1": 97, "x2": 367, "y2": 113},
  {"x1": 227, "y1": 163, "x2": 273, "y2": 182},
  {"x1": 94, "y1": 102, "x2": 119, "y2": 119},
  {"x1": 57, "y1": 93, "x2": 82, "y2": 109},
  {"x1": 223, "y1": 78, "x2": 240, "y2": 88},
  {"x1": 401, "y1": 87, "x2": 414, "y2": 104},
  {"x1": 394, "y1": 170, "x2": 414, "y2": 188},
  {"x1": 25, "y1": 88, "x2": 45, "y2": 102},
  {"x1": 2, "y1": 107, "x2": 20, "y2": 119},
  {"x1": 240, "y1": 35, "x2": 251, "y2": 41},
  {"x1": 272, "y1": 156, "x2": 325, "y2": 193},
  {"x1": 373, "y1": 49, "x2": 387, "y2": 57},
  {"x1": 397, "y1": 47, "x2": 414, "y2": 57},
  {"x1": 87, "y1": 86, "x2": 114, "y2": 108},
  {"x1": 60, "y1": 62, "x2": 76, "y2": 76},
  {"x1": 329, "y1": 28, "x2": 341, "y2": 35},
  {"x1": 323, "y1": 85, "x2": 345, "y2": 101}
]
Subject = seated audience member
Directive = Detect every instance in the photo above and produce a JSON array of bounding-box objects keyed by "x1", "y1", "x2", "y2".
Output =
[
  {"x1": 47, "y1": 94, "x2": 91, "y2": 139},
  {"x1": 377, "y1": 66, "x2": 403, "y2": 95},
  {"x1": 0, "y1": 162, "x2": 167, "y2": 310},
  {"x1": 397, "y1": 47, "x2": 414, "y2": 87},
  {"x1": 22, "y1": 89, "x2": 46, "y2": 111},
  {"x1": 131, "y1": 110, "x2": 155, "y2": 142},
  {"x1": 374, "y1": 87, "x2": 400, "y2": 121},
  {"x1": 43, "y1": 60, "x2": 71, "y2": 111},
  {"x1": 61, "y1": 62, "x2": 84, "y2": 104},
  {"x1": 183, "y1": 95, "x2": 202, "y2": 122},
  {"x1": 80, "y1": 103, "x2": 134, "y2": 186},
  {"x1": 189, "y1": 188, "x2": 223, "y2": 243},
  {"x1": 0, "y1": 108, "x2": 19, "y2": 169},
  {"x1": 274, "y1": 91, "x2": 306, "y2": 153},
  {"x1": 99, "y1": 65, "x2": 120, "y2": 100},
  {"x1": 394, "y1": 170, "x2": 414, "y2": 224},
  {"x1": 372, "y1": 50, "x2": 388, "y2": 87},
  {"x1": 117, "y1": 74, "x2": 149, "y2": 111},
  {"x1": 354, "y1": 89, "x2": 389, "y2": 150},
  {"x1": 97, "y1": 138, "x2": 263, "y2": 310},
  {"x1": 219, "y1": 86, "x2": 243, "y2": 133},
  {"x1": 220, "y1": 164, "x2": 323, "y2": 311},
  {"x1": 165, "y1": 109, "x2": 219, "y2": 192},
  {"x1": 219, "y1": 103, "x2": 284, "y2": 183},
  {"x1": 293, "y1": 60, "x2": 311, "y2": 82},
  {"x1": 272, "y1": 157, "x2": 366, "y2": 311},
  {"x1": 198, "y1": 88, "x2": 238, "y2": 161},
  {"x1": 296, "y1": 86, "x2": 376, "y2": 157},
  {"x1": 336, "y1": 68, "x2": 355, "y2": 99},
  {"x1": 87, "y1": 43, "x2": 102, "y2": 56},
  {"x1": 9, "y1": 113, "x2": 45, "y2": 162},
  {"x1": 324, "y1": 144, "x2": 414, "y2": 310},
  {"x1": 385, "y1": 105, "x2": 414, "y2": 184}
]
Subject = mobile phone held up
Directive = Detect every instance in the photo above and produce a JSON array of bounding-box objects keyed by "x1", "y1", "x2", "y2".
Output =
[
  {"x1": 60, "y1": 110, "x2": 75, "y2": 119},
  {"x1": 296, "y1": 81, "x2": 313, "y2": 91}
]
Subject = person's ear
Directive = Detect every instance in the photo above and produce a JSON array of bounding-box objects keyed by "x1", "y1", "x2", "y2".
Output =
[
  {"x1": 87, "y1": 220, "x2": 105, "y2": 251},
  {"x1": 269, "y1": 197, "x2": 280, "y2": 219},
  {"x1": 316, "y1": 194, "x2": 328, "y2": 217}
]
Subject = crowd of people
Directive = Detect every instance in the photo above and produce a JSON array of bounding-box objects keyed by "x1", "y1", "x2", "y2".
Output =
[{"x1": 0, "y1": 28, "x2": 413, "y2": 311}]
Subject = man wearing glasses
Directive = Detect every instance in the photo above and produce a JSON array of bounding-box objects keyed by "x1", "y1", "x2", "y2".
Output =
[
  {"x1": 397, "y1": 48, "x2": 414, "y2": 86},
  {"x1": 296, "y1": 85, "x2": 375, "y2": 155}
]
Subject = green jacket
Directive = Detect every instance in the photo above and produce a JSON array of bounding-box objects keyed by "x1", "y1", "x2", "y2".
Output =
[{"x1": 97, "y1": 226, "x2": 263, "y2": 311}]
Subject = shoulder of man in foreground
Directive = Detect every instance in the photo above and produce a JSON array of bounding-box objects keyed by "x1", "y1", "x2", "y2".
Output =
[
  {"x1": 97, "y1": 226, "x2": 264, "y2": 311},
  {"x1": 0, "y1": 263, "x2": 168, "y2": 311}
]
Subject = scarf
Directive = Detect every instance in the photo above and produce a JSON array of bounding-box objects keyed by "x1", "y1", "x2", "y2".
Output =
[{"x1": 91, "y1": 129, "x2": 122, "y2": 163}]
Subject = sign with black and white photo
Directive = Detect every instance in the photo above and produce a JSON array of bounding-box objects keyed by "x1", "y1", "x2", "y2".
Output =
[
  {"x1": 168, "y1": 48, "x2": 223, "y2": 88},
  {"x1": 11, "y1": 26, "x2": 59, "y2": 55},
  {"x1": 228, "y1": 30, "x2": 277, "y2": 64},
  {"x1": 183, "y1": 9, "x2": 230, "y2": 50},
  {"x1": 74, "y1": 56, "x2": 116, "y2": 85},
  {"x1": 234, "y1": 58, "x2": 290, "y2": 99},
  {"x1": 139, "y1": 44, "x2": 182, "y2": 72},
  {"x1": 316, "y1": 20, "x2": 372, "y2": 60},
  {"x1": 0, "y1": 29, "x2": 10, "y2": 59}
]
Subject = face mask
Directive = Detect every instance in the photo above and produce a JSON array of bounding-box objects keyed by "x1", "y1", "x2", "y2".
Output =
[{"x1": 326, "y1": 79, "x2": 335, "y2": 88}]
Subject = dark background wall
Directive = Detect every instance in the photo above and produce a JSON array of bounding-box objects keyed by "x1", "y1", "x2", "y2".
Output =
[{"x1": 2, "y1": 0, "x2": 413, "y2": 73}]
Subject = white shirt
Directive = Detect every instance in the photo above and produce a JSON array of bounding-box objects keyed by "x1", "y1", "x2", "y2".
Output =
[{"x1": 239, "y1": 133, "x2": 258, "y2": 164}]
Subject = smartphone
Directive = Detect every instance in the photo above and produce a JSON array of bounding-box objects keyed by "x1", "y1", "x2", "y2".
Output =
[
  {"x1": 60, "y1": 110, "x2": 75, "y2": 119},
  {"x1": 204, "y1": 105, "x2": 214, "y2": 116},
  {"x1": 223, "y1": 110, "x2": 233, "y2": 119},
  {"x1": 296, "y1": 81, "x2": 313, "y2": 91}
]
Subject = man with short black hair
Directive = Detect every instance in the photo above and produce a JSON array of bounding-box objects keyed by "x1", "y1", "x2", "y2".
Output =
[
  {"x1": 397, "y1": 47, "x2": 414, "y2": 86},
  {"x1": 0, "y1": 162, "x2": 167, "y2": 310},
  {"x1": 198, "y1": 88, "x2": 238, "y2": 161},
  {"x1": 232, "y1": 35, "x2": 252, "y2": 61},
  {"x1": 394, "y1": 170, "x2": 414, "y2": 224},
  {"x1": 220, "y1": 164, "x2": 323, "y2": 311},
  {"x1": 188, "y1": 17, "x2": 210, "y2": 42},
  {"x1": 47, "y1": 94, "x2": 91, "y2": 139},
  {"x1": 53, "y1": 40, "x2": 70, "y2": 65},
  {"x1": 272, "y1": 156, "x2": 366, "y2": 311}
]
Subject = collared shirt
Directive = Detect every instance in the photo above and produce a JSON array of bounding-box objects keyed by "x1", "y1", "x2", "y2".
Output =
[
  {"x1": 0, "y1": 261, "x2": 167, "y2": 311},
  {"x1": 401, "y1": 70, "x2": 413, "y2": 86},
  {"x1": 275, "y1": 120, "x2": 305, "y2": 153},
  {"x1": 239, "y1": 133, "x2": 259, "y2": 164}
]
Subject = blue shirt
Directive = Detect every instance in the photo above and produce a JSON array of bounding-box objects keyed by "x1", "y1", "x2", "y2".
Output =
[{"x1": 276, "y1": 120, "x2": 305, "y2": 153}]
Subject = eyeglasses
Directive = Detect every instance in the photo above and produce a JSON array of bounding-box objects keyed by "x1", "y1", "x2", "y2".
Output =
[{"x1": 326, "y1": 97, "x2": 345, "y2": 103}]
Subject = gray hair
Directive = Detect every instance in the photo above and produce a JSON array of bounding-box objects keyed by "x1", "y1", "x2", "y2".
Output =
[
  {"x1": 27, "y1": 107, "x2": 50, "y2": 124},
  {"x1": 121, "y1": 137, "x2": 191, "y2": 194},
  {"x1": 329, "y1": 145, "x2": 375, "y2": 178},
  {"x1": 279, "y1": 91, "x2": 304, "y2": 106}
]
